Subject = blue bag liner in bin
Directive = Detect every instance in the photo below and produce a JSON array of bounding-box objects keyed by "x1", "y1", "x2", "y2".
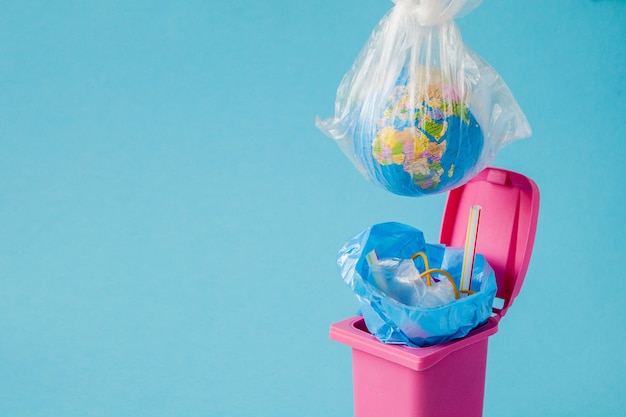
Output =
[{"x1": 337, "y1": 222, "x2": 497, "y2": 347}]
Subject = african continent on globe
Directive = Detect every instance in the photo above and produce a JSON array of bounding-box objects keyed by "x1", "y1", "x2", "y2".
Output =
[{"x1": 359, "y1": 70, "x2": 484, "y2": 196}]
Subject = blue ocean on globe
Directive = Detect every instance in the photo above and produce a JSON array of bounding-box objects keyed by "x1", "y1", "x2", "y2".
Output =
[{"x1": 354, "y1": 69, "x2": 485, "y2": 197}]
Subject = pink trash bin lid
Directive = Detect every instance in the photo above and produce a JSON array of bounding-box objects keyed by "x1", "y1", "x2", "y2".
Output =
[{"x1": 440, "y1": 167, "x2": 540, "y2": 319}]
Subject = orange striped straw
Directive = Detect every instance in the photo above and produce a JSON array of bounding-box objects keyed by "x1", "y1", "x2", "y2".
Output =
[{"x1": 460, "y1": 205, "x2": 481, "y2": 293}]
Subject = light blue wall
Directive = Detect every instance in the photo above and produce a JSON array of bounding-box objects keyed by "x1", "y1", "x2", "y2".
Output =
[{"x1": 0, "y1": 1, "x2": 624, "y2": 416}]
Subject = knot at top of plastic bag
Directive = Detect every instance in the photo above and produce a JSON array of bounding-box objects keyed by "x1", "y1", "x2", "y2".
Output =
[{"x1": 392, "y1": 0, "x2": 483, "y2": 26}]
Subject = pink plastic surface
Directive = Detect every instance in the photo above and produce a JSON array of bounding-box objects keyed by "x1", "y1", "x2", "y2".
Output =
[
  {"x1": 330, "y1": 167, "x2": 540, "y2": 417},
  {"x1": 332, "y1": 316, "x2": 493, "y2": 417},
  {"x1": 440, "y1": 167, "x2": 540, "y2": 318}
]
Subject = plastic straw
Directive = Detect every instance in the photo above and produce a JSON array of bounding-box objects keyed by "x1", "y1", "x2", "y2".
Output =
[
  {"x1": 366, "y1": 249, "x2": 388, "y2": 292},
  {"x1": 460, "y1": 205, "x2": 481, "y2": 293}
]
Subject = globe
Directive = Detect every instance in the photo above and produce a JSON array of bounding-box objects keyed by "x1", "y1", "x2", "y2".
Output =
[{"x1": 354, "y1": 69, "x2": 484, "y2": 196}]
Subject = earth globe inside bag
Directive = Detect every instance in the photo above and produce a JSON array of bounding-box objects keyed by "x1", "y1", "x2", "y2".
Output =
[
  {"x1": 316, "y1": 0, "x2": 531, "y2": 197},
  {"x1": 354, "y1": 66, "x2": 484, "y2": 196}
]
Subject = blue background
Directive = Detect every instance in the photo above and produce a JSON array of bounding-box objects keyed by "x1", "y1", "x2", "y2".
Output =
[{"x1": 1, "y1": 0, "x2": 624, "y2": 416}]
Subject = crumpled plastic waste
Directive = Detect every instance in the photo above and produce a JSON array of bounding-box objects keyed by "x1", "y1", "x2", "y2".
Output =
[
  {"x1": 337, "y1": 221, "x2": 497, "y2": 347},
  {"x1": 370, "y1": 256, "x2": 456, "y2": 308}
]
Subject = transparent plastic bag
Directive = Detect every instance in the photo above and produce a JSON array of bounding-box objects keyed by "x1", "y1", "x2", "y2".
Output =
[
  {"x1": 370, "y1": 256, "x2": 456, "y2": 307},
  {"x1": 317, "y1": 0, "x2": 531, "y2": 196},
  {"x1": 337, "y1": 222, "x2": 497, "y2": 347}
]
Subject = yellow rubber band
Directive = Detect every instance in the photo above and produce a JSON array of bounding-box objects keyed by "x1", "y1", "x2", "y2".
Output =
[
  {"x1": 412, "y1": 251, "x2": 461, "y2": 299},
  {"x1": 411, "y1": 252, "x2": 432, "y2": 285},
  {"x1": 420, "y1": 268, "x2": 460, "y2": 300}
]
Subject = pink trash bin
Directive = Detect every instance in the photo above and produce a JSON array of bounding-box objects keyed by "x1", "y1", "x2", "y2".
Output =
[{"x1": 330, "y1": 167, "x2": 540, "y2": 417}]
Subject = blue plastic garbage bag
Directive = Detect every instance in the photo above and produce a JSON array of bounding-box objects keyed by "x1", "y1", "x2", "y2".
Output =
[{"x1": 337, "y1": 222, "x2": 497, "y2": 347}]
